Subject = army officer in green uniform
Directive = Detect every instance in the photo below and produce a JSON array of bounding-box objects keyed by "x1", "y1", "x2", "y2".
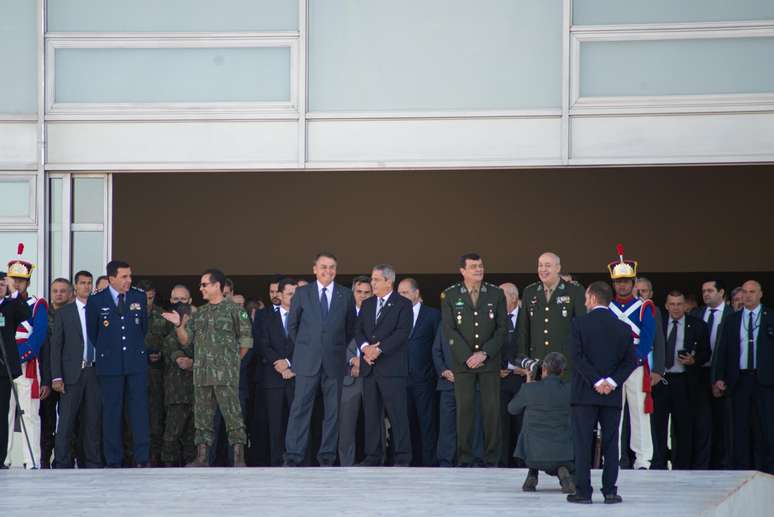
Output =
[
  {"x1": 516, "y1": 252, "x2": 586, "y2": 375},
  {"x1": 441, "y1": 253, "x2": 507, "y2": 467}
]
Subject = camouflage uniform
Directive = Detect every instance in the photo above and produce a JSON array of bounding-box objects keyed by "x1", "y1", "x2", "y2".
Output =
[
  {"x1": 146, "y1": 304, "x2": 172, "y2": 463},
  {"x1": 160, "y1": 328, "x2": 195, "y2": 466},
  {"x1": 185, "y1": 300, "x2": 252, "y2": 447}
]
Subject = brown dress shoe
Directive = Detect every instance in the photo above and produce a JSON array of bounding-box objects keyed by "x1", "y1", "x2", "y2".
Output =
[
  {"x1": 233, "y1": 444, "x2": 246, "y2": 468},
  {"x1": 186, "y1": 444, "x2": 209, "y2": 468}
]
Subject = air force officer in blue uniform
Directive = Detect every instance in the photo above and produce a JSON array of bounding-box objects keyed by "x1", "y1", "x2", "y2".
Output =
[{"x1": 86, "y1": 260, "x2": 150, "y2": 467}]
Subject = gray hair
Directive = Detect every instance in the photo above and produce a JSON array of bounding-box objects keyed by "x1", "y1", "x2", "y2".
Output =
[
  {"x1": 372, "y1": 264, "x2": 396, "y2": 284},
  {"x1": 636, "y1": 277, "x2": 653, "y2": 290},
  {"x1": 542, "y1": 352, "x2": 566, "y2": 377}
]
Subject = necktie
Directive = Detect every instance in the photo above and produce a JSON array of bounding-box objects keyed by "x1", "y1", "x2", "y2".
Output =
[
  {"x1": 747, "y1": 311, "x2": 755, "y2": 370},
  {"x1": 117, "y1": 293, "x2": 126, "y2": 315},
  {"x1": 320, "y1": 287, "x2": 329, "y2": 320},
  {"x1": 509, "y1": 314, "x2": 516, "y2": 330},
  {"x1": 376, "y1": 297, "x2": 385, "y2": 323},
  {"x1": 666, "y1": 319, "x2": 678, "y2": 369},
  {"x1": 706, "y1": 308, "x2": 717, "y2": 333},
  {"x1": 282, "y1": 312, "x2": 288, "y2": 337}
]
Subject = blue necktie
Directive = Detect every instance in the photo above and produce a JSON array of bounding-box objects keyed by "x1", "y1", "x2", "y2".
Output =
[{"x1": 320, "y1": 287, "x2": 329, "y2": 321}]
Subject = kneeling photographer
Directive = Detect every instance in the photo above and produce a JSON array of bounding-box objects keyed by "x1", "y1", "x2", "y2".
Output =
[{"x1": 507, "y1": 352, "x2": 574, "y2": 493}]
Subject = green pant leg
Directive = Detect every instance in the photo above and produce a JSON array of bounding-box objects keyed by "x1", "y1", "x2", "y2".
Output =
[
  {"x1": 194, "y1": 385, "x2": 217, "y2": 446},
  {"x1": 148, "y1": 368, "x2": 165, "y2": 459},
  {"x1": 477, "y1": 371, "x2": 502, "y2": 465},
  {"x1": 181, "y1": 405, "x2": 196, "y2": 464},
  {"x1": 453, "y1": 372, "x2": 477, "y2": 466},
  {"x1": 161, "y1": 404, "x2": 185, "y2": 464},
  {"x1": 214, "y1": 384, "x2": 247, "y2": 446}
]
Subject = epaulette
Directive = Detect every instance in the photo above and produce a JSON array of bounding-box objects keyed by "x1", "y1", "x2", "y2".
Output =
[
  {"x1": 525, "y1": 281, "x2": 540, "y2": 290},
  {"x1": 569, "y1": 280, "x2": 581, "y2": 286},
  {"x1": 440, "y1": 283, "x2": 460, "y2": 300},
  {"x1": 131, "y1": 286, "x2": 145, "y2": 293}
]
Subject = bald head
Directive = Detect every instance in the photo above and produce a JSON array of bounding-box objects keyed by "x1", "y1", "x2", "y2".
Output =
[
  {"x1": 499, "y1": 283, "x2": 520, "y2": 312},
  {"x1": 741, "y1": 280, "x2": 763, "y2": 311},
  {"x1": 170, "y1": 284, "x2": 191, "y2": 304},
  {"x1": 537, "y1": 252, "x2": 562, "y2": 287}
]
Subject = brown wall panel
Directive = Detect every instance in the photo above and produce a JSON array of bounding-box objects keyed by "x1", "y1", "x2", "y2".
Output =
[{"x1": 114, "y1": 165, "x2": 774, "y2": 276}]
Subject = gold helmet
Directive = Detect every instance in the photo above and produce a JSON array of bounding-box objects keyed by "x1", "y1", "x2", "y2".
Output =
[
  {"x1": 607, "y1": 243, "x2": 637, "y2": 280},
  {"x1": 7, "y1": 243, "x2": 34, "y2": 279}
]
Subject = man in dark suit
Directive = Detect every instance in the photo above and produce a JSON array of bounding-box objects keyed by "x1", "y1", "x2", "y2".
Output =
[
  {"x1": 713, "y1": 280, "x2": 774, "y2": 474},
  {"x1": 498, "y1": 282, "x2": 525, "y2": 468},
  {"x1": 651, "y1": 290, "x2": 710, "y2": 469},
  {"x1": 569, "y1": 281, "x2": 637, "y2": 504},
  {"x1": 0, "y1": 271, "x2": 31, "y2": 469},
  {"x1": 356, "y1": 264, "x2": 413, "y2": 466},
  {"x1": 397, "y1": 278, "x2": 440, "y2": 466},
  {"x1": 696, "y1": 279, "x2": 734, "y2": 469},
  {"x1": 284, "y1": 252, "x2": 357, "y2": 466},
  {"x1": 50, "y1": 270, "x2": 102, "y2": 468},
  {"x1": 259, "y1": 278, "x2": 298, "y2": 466},
  {"x1": 508, "y1": 352, "x2": 574, "y2": 494},
  {"x1": 85, "y1": 260, "x2": 150, "y2": 467}
]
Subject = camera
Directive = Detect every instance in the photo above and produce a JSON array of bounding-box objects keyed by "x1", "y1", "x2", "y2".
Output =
[{"x1": 515, "y1": 355, "x2": 542, "y2": 379}]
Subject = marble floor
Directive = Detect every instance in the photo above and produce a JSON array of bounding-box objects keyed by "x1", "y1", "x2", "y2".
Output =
[{"x1": 0, "y1": 467, "x2": 771, "y2": 517}]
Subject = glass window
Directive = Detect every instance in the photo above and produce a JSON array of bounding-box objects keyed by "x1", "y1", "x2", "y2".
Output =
[
  {"x1": 49, "y1": 178, "x2": 64, "y2": 282},
  {"x1": 72, "y1": 231, "x2": 104, "y2": 280},
  {"x1": 309, "y1": 0, "x2": 563, "y2": 111},
  {"x1": 574, "y1": 0, "x2": 774, "y2": 26},
  {"x1": 0, "y1": 0, "x2": 37, "y2": 113},
  {"x1": 72, "y1": 177, "x2": 104, "y2": 224},
  {"x1": 580, "y1": 37, "x2": 774, "y2": 97},
  {"x1": 48, "y1": 0, "x2": 298, "y2": 32},
  {"x1": 0, "y1": 178, "x2": 31, "y2": 218},
  {"x1": 55, "y1": 47, "x2": 291, "y2": 104}
]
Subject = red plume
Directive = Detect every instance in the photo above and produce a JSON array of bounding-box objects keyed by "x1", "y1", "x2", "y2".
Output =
[
  {"x1": 17, "y1": 243, "x2": 24, "y2": 256},
  {"x1": 616, "y1": 243, "x2": 624, "y2": 257}
]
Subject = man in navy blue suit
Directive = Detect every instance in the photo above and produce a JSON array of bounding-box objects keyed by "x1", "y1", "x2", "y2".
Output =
[
  {"x1": 397, "y1": 278, "x2": 441, "y2": 466},
  {"x1": 85, "y1": 260, "x2": 150, "y2": 467},
  {"x1": 568, "y1": 281, "x2": 637, "y2": 505}
]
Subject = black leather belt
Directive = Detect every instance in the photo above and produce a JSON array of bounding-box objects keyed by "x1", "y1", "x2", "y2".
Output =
[{"x1": 81, "y1": 360, "x2": 96, "y2": 368}]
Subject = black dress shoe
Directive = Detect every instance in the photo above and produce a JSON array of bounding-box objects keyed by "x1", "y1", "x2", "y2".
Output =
[
  {"x1": 567, "y1": 494, "x2": 592, "y2": 504},
  {"x1": 318, "y1": 459, "x2": 336, "y2": 467},
  {"x1": 604, "y1": 494, "x2": 623, "y2": 504},
  {"x1": 282, "y1": 460, "x2": 300, "y2": 467},
  {"x1": 457, "y1": 463, "x2": 473, "y2": 468}
]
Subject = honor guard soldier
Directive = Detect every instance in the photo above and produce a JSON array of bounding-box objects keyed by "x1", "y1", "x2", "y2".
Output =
[
  {"x1": 516, "y1": 252, "x2": 586, "y2": 374},
  {"x1": 441, "y1": 253, "x2": 507, "y2": 467},
  {"x1": 5, "y1": 243, "x2": 48, "y2": 469},
  {"x1": 608, "y1": 244, "x2": 656, "y2": 470},
  {"x1": 86, "y1": 260, "x2": 151, "y2": 467}
]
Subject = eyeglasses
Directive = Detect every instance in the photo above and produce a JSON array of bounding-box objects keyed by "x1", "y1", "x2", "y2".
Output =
[{"x1": 200, "y1": 282, "x2": 212, "y2": 288}]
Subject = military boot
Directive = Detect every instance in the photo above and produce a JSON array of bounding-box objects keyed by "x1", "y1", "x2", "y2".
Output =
[
  {"x1": 186, "y1": 444, "x2": 209, "y2": 467},
  {"x1": 233, "y1": 444, "x2": 246, "y2": 468}
]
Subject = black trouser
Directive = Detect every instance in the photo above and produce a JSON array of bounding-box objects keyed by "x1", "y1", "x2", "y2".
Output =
[
  {"x1": 407, "y1": 380, "x2": 437, "y2": 466},
  {"x1": 692, "y1": 368, "x2": 713, "y2": 469},
  {"x1": 54, "y1": 367, "x2": 102, "y2": 468},
  {"x1": 266, "y1": 381, "x2": 295, "y2": 466},
  {"x1": 731, "y1": 371, "x2": 774, "y2": 473},
  {"x1": 363, "y1": 374, "x2": 411, "y2": 466},
  {"x1": 500, "y1": 376, "x2": 523, "y2": 467},
  {"x1": 572, "y1": 404, "x2": 621, "y2": 499},
  {"x1": 39, "y1": 390, "x2": 59, "y2": 468},
  {"x1": 0, "y1": 376, "x2": 11, "y2": 466},
  {"x1": 454, "y1": 371, "x2": 501, "y2": 466},
  {"x1": 651, "y1": 372, "x2": 694, "y2": 469}
]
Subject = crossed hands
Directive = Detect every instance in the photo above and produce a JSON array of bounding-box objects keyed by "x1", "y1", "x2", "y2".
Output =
[
  {"x1": 595, "y1": 380, "x2": 615, "y2": 395},
  {"x1": 362, "y1": 343, "x2": 382, "y2": 365},
  {"x1": 465, "y1": 351, "x2": 487, "y2": 369}
]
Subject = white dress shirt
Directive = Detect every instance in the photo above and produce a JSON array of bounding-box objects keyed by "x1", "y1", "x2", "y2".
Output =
[
  {"x1": 739, "y1": 305, "x2": 762, "y2": 370},
  {"x1": 317, "y1": 280, "x2": 332, "y2": 307},
  {"x1": 412, "y1": 302, "x2": 421, "y2": 328},
  {"x1": 666, "y1": 316, "x2": 686, "y2": 374}
]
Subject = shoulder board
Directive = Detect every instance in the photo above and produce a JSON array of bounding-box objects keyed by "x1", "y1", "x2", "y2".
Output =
[
  {"x1": 131, "y1": 286, "x2": 145, "y2": 293},
  {"x1": 525, "y1": 282, "x2": 540, "y2": 290},
  {"x1": 484, "y1": 282, "x2": 501, "y2": 290},
  {"x1": 569, "y1": 280, "x2": 582, "y2": 286},
  {"x1": 443, "y1": 283, "x2": 460, "y2": 292}
]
